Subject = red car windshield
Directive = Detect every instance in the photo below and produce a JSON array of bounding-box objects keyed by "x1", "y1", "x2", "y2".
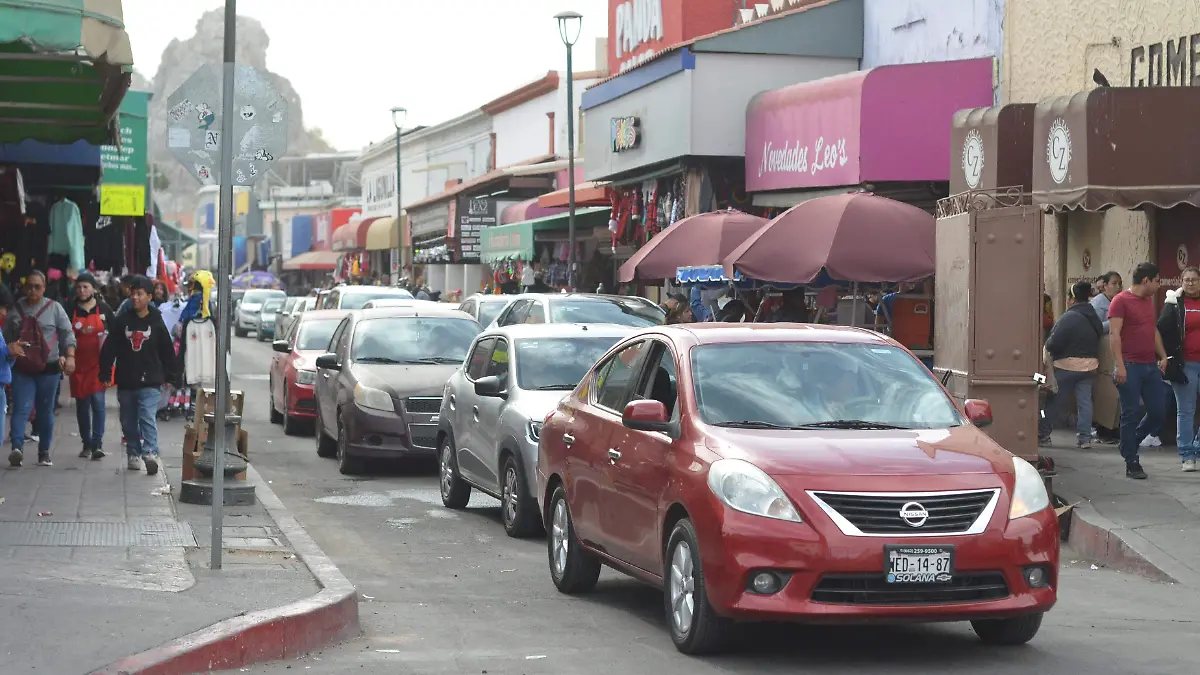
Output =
[{"x1": 690, "y1": 342, "x2": 962, "y2": 430}]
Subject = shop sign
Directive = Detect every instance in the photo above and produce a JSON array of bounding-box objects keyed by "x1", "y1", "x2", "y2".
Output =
[
  {"x1": 390, "y1": 248, "x2": 400, "y2": 274},
  {"x1": 1045, "y1": 118, "x2": 1072, "y2": 185},
  {"x1": 614, "y1": 0, "x2": 665, "y2": 74},
  {"x1": 315, "y1": 211, "x2": 332, "y2": 245},
  {"x1": 100, "y1": 90, "x2": 149, "y2": 216},
  {"x1": 99, "y1": 184, "x2": 146, "y2": 217},
  {"x1": 481, "y1": 222, "x2": 533, "y2": 262},
  {"x1": 456, "y1": 195, "x2": 497, "y2": 260},
  {"x1": 752, "y1": 136, "x2": 853, "y2": 190},
  {"x1": 362, "y1": 165, "x2": 396, "y2": 216},
  {"x1": 961, "y1": 129, "x2": 984, "y2": 189},
  {"x1": 1130, "y1": 34, "x2": 1200, "y2": 87},
  {"x1": 611, "y1": 116, "x2": 641, "y2": 153}
]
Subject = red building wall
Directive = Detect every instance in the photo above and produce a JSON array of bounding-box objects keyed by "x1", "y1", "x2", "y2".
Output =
[{"x1": 606, "y1": 0, "x2": 740, "y2": 76}]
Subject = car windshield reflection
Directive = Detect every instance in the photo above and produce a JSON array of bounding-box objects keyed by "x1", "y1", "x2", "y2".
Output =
[
  {"x1": 515, "y1": 336, "x2": 624, "y2": 390},
  {"x1": 352, "y1": 317, "x2": 480, "y2": 364}
]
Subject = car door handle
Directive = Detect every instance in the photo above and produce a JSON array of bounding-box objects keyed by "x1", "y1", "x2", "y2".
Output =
[
  {"x1": 472, "y1": 405, "x2": 479, "y2": 423},
  {"x1": 562, "y1": 433, "x2": 576, "y2": 446},
  {"x1": 608, "y1": 448, "x2": 622, "y2": 462}
]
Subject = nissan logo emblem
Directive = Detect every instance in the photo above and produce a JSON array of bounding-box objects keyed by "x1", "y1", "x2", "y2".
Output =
[{"x1": 899, "y1": 501, "x2": 929, "y2": 528}]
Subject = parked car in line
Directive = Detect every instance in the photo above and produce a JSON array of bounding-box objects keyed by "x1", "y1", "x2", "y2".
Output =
[
  {"x1": 313, "y1": 306, "x2": 482, "y2": 474},
  {"x1": 457, "y1": 293, "x2": 511, "y2": 328},
  {"x1": 360, "y1": 298, "x2": 440, "y2": 310},
  {"x1": 438, "y1": 323, "x2": 636, "y2": 537},
  {"x1": 255, "y1": 297, "x2": 287, "y2": 342},
  {"x1": 276, "y1": 295, "x2": 314, "y2": 341},
  {"x1": 235, "y1": 289, "x2": 286, "y2": 337},
  {"x1": 232, "y1": 289, "x2": 246, "y2": 311},
  {"x1": 490, "y1": 293, "x2": 665, "y2": 329},
  {"x1": 270, "y1": 309, "x2": 350, "y2": 435},
  {"x1": 536, "y1": 324, "x2": 1058, "y2": 655},
  {"x1": 315, "y1": 284, "x2": 415, "y2": 310}
]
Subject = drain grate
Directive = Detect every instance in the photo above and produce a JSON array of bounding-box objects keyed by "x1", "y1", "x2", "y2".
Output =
[{"x1": 0, "y1": 521, "x2": 196, "y2": 546}]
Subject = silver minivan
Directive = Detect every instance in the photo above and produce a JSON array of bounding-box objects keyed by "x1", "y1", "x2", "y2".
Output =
[{"x1": 437, "y1": 323, "x2": 635, "y2": 537}]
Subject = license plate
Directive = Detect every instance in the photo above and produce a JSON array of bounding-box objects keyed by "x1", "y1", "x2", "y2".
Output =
[{"x1": 885, "y1": 545, "x2": 954, "y2": 584}]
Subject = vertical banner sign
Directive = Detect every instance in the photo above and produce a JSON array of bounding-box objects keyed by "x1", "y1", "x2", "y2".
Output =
[{"x1": 100, "y1": 90, "x2": 150, "y2": 216}]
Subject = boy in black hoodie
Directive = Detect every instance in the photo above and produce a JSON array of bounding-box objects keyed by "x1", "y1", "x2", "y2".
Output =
[{"x1": 99, "y1": 276, "x2": 179, "y2": 475}]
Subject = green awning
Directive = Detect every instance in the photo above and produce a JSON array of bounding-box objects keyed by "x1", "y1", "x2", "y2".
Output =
[
  {"x1": 0, "y1": 0, "x2": 135, "y2": 145},
  {"x1": 481, "y1": 207, "x2": 610, "y2": 263}
]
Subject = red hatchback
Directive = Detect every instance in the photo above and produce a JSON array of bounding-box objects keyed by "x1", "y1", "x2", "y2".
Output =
[
  {"x1": 536, "y1": 324, "x2": 1058, "y2": 655},
  {"x1": 270, "y1": 310, "x2": 349, "y2": 434}
]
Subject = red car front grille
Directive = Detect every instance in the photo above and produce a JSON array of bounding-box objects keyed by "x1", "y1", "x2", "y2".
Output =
[{"x1": 811, "y1": 572, "x2": 1009, "y2": 605}]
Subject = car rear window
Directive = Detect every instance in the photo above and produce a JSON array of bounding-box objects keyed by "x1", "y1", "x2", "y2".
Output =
[
  {"x1": 515, "y1": 337, "x2": 623, "y2": 391},
  {"x1": 351, "y1": 317, "x2": 480, "y2": 364},
  {"x1": 296, "y1": 319, "x2": 340, "y2": 351},
  {"x1": 477, "y1": 300, "x2": 507, "y2": 326},
  {"x1": 549, "y1": 299, "x2": 664, "y2": 327},
  {"x1": 341, "y1": 289, "x2": 415, "y2": 309}
]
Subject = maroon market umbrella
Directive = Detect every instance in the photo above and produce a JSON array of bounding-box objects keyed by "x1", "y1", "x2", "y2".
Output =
[
  {"x1": 722, "y1": 193, "x2": 935, "y2": 284},
  {"x1": 618, "y1": 210, "x2": 768, "y2": 283}
]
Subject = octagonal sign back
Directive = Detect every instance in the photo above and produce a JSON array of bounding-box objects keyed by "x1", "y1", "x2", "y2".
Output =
[{"x1": 165, "y1": 64, "x2": 289, "y2": 186}]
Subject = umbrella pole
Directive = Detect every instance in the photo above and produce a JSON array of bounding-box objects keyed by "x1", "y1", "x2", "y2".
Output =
[{"x1": 851, "y1": 282, "x2": 860, "y2": 328}]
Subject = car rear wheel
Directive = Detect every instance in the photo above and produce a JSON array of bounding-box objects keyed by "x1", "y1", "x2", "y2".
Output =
[
  {"x1": 268, "y1": 376, "x2": 283, "y2": 424},
  {"x1": 234, "y1": 324, "x2": 248, "y2": 338},
  {"x1": 439, "y1": 438, "x2": 471, "y2": 509},
  {"x1": 336, "y1": 416, "x2": 364, "y2": 475},
  {"x1": 314, "y1": 409, "x2": 337, "y2": 458},
  {"x1": 547, "y1": 485, "x2": 600, "y2": 594},
  {"x1": 500, "y1": 455, "x2": 542, "y2": 538},
  {"x1": 665, "y1": 518, "x2": 732, "y2": 655},
  {"x1": 972, "y1": 613, "x2": 1043, "y2": 646}
]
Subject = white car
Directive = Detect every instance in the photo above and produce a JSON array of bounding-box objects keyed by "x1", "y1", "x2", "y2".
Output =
[{"x1": 235, "y1": 289, "x2": 287, "y2": 337}]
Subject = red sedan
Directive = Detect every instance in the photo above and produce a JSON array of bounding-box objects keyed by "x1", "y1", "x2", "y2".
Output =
[
  {"x1": 270, "y1": 309, "x2": 348, "y2": 434},
  {"x1": 536, "y1": 324, "x2": 1057, "y2": 654}
]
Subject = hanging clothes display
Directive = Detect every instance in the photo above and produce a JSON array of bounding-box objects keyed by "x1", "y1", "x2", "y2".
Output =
[
  {"x1": 14, "y1": 199, "x2": 49, "y2": 283},
  {"x1": 133, "y1": 217, "x2": 151, "y2": 273},
  {"x1": 177, "y1": 271, "x2": 217, "y2": 387},
  {"x1": 85, "y1": 215, "x2": 126, "y2": 272},
  {"x1": 0, "y1": 167, "x2": 26, "y2": 214},
  {"x1": 147, "y1": 224, "x2": 161, "y2": 277},
  {"x1": 49, "y1": 196, "x2": 85, "y2": 274}
]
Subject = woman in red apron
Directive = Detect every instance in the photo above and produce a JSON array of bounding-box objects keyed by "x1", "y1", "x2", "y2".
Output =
[{"x1": 69, "y1": 273, "x2": 114, "y2": 460}]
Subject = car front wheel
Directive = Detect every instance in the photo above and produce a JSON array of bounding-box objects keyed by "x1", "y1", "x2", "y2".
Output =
[
  {"x1": 972, "y1": 613, "x2": 1043, "y2": 646},
  {"x1": 665, "y1": 518, "x2": 732, "y2": 655},
  {"x1": 439, "y1": 437, "x2": 471, "y2": 509},
  {"x1": 336, "y1": 416, "x2": 364, "y2": 475},
  {"x1": 546, "y1": 485, "x2": 600, "y2": 594}
]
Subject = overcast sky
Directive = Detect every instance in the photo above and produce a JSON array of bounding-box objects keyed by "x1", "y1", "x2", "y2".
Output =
[{"x1": 123, "y1": 0, "x2": 609, "y2": 152}]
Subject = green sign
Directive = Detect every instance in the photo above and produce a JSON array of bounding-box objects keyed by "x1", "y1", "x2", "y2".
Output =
[
  {"x1": 100, "y1": 90, "x2": 150, "y2": 187},
  {"x1": 481, "y1": 221, "x2": 534, "y2": 263}
]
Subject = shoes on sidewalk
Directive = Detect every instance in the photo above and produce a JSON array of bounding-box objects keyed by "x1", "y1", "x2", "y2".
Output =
[
  {"x1": 79, "y1": 445, "x2": 90, "y2": 459},
  {"x1": 143, "y1": 452, "x2": 159, "y2": 476},
  {"x1": 1141, "y1": 435, "x2": 1163, "y2": 448},
  {"x1": 1077, "y1": 440, "x2": 1092, "y2": 449},
  {"x1": 1183, "y1": 459, "x2": 1197, "y2": 472},
  {"x1": 36, "y1": 455, "x2": 52, "y2": 467},
  {"x1": 91, "y1": 446, "x2": 105, "y2": 460},
  {"x1": 1038, "y1": 436, "x2": 1053, "y2": 448},
  {"x1": 8, "y1": 449, "x2": 21, "y2": 468},
  {"x1": 127, "y1": 456, "x2": 142, "y2": 472},
  {"x1": 1127, "y1": 462, "x2": 1148, "y2": 479}
]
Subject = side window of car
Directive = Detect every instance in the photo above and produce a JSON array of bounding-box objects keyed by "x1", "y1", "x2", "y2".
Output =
[
  {"x1": 525, "y1": 301, "x2": 546, "y2": 324},
  {"x1": 326, "y1": 319, "x2": 348, "y2": 354},
  {"x1": 334, "y1": 319, "x2": 352, "y2": 358},
  {"x1": 633, "y1": 342, "x2": 680, "y2": 421},
  {"x1": 486, "y1": 338, "x2": 510, "y2": 388},
  {"x1": 327, "y1": 291, "x2": 340, "y2": 309},
  {"x1": 593, "y1": 340, "x2": 652, "y2": 412},
  {"x1": 460, "y1": 299, "x2": 476, "y2": 317},
  {"x1": 505, "y1": 300, "x2": 530, "y2": 325},
  {"x1": 466, "y1": 338, "x2": 496, "y2": 380},
  {"x1": 286, "y1": 320, "x2": 300, "y2": 349}
]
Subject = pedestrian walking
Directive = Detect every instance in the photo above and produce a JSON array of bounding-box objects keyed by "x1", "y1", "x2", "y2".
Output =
[
  {"x1": 67, "y1": 272, "x2": 114, "y2": 460},
  {"x1": 1157, "y1": 266, "x2": 1200, "y2": 471},
  {"x1": 1041, "y1": 280, "x2": 1103, "y2": 449},
  {"x1": 99, "y1": 276, "x2": 180, "y2": 476},
  {"x1": 0, "y1": 286, "x2": 22, "y2": 448},
  {"x1": 3, "y1": 270, "x2": 77, "y2": 467},
  {"x1": 1109, "y1": 262, "x2": 1169, "y2": 480}
]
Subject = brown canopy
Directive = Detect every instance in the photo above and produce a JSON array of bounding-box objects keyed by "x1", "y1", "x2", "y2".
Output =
[
  {"x1": 618, "y1": 210, "x2": 767, "y2": 283},
  {"x1": 950, "y1": 103, "x2": 1035, "y2": 194},
  {"x1": 1032, "y1": 87, "x2": 1200, "y2": 211}
]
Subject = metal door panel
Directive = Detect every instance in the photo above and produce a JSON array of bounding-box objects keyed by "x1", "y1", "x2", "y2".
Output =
[{"x1": 970, "y1": 206, "x2": 1043, "y2": 379}]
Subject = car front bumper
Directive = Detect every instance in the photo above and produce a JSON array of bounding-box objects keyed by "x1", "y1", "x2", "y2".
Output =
[
  {"x1": 342, "y1": 401, "x2": 439, "y2": 458},
  {"x1": 285, "y1": 381, "x2": 317, "y2": 419}
]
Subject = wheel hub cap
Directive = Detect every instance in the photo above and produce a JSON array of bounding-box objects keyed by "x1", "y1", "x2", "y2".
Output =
[
  {"x1": 503, "y1": 467, "x2": 518, "y2": 524},
  {"x1": 669, "y1": 542, "x2": 695, "y2": 634},
  {"x1": 440, "y1": 446, "x2": 453, "y2": 497},
  {"x1": 551, "y1": 500, "x2": 569, "y2": 576}
]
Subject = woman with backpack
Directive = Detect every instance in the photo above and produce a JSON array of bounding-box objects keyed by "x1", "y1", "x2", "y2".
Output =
[{"x1": 3, "y1": 270, "x2": 76, "y2": 467}]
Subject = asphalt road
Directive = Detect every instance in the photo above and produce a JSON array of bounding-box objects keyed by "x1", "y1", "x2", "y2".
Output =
[{"x1": 228, "y1": 336, "x2": 1199, "y2": 675}]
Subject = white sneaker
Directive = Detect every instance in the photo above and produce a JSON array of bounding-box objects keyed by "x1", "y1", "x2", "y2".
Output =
[
  {"x1": 127, "y1": 456, "x2": 143, "y2": 471},
  {"x1": 1141, "y1": 435, "x2": 1163, "y2": 448},
  {"x1": 1184, "y1": 459, "x2": 1197, "y2": 472}
]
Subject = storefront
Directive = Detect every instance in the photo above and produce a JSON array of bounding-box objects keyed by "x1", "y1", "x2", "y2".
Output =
[
  {"x1": 480, "y1": 207, "x2": 612, "y2": 292},
  {"x1": 745, "y1": 58, "x2": 995, "y2": 212},
  {"x1": 364, "y1": 216, "x2": 400, "y2": 284}
]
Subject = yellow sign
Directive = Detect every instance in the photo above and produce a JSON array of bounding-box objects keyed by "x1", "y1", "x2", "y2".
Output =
[
  {"x1": 100, "y1": 184, "x2": 145, "y2": 216},
  {"x1": 235, "y1": 190, "x2": 250, "y2": 216}
]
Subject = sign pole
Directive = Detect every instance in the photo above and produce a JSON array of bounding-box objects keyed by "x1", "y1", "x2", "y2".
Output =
[{"x1": 210, "y1": 0, "x2": 238, "y2": 571}]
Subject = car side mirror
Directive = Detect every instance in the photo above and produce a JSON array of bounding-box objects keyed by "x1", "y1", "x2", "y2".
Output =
[
  {"x1": 272, "y1": 340, "x2": 290, "y2": 353},
  {"x1": 964, "y1": 399, "x2": 993, "y2": 428},
  {"x1": 623, "y1": 399, "x2": 672, "y2": 434},
  {"x1": 315, "y1": 353, "x2": 341, "y2": 371},
  {"x1": 474, "y1": 375, "x2": 508, "y2": 399}
]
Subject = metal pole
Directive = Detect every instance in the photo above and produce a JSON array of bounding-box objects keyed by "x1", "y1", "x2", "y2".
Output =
[
  {"x1": 210, "y1": 0, "x2": 238, "y2": 570},
  {"x1": 395, "y1": 127, "x2": 402, "y2": 284},
  {"x1": 565, "y1": 42, "x2": 577, "y2": 292}
]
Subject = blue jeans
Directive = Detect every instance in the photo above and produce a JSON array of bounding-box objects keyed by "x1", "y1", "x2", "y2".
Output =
[
  {"x1": 1116, "y1": 362, "x2": 1168, "y2": 466},
  {"x1": 118, "y1": 388, "x2": 159, "y2": 458},
  {"x1": 76, "y1": 390, "x2": 106, "y2": 448},
  {"x1": 1041, "y1": 368, "x2": 1094, "y2": 444},
  {"x1": 11, "y1": 372, "x2": 60, "y2": 456},
  {"x1": 1171, "y1": 361, "x2": 1200, "y2": 459}
]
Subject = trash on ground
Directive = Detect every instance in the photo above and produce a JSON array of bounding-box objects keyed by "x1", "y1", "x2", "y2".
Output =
[
  {"x1": 526, "y1": 655, "x2": 547, "y2": 660},
  {"x1": 151, "y1": 485, "x2": 172, "y2": 496},
  {"x1": 376, "y1": 649, "x2": 400, "y2": 653},
  {"x1": 1090, "y1": 564, "x2": 1099, "y2": 570},
  {"x1": 37, "y1": 511, "x2": 52, "y2": 517}
]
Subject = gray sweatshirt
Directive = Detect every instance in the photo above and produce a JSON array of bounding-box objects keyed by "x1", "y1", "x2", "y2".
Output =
[
  {"x1": 4, "y1": 297, "x2": 76, "y2": 363},
  {"x1": 1090, "y1": 293, "x2": 1113, "y2": 334}
]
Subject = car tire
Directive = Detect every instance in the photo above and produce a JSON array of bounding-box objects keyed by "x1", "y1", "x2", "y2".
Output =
[
  {"x1": 336, "y1": 416, "x2": 364, "y2": 475},
  {"x1": 665, "y1": 518, "x2": 732, "y2": 655},
  {"x1": 235, "y1": 324, "x2": 248, "y2": 338},
  {"x1": 546, "y1": 485, "x2": 601, "y2": 594},
  {"x1": 501, "y1": 454, "x2": 543, "y2": 538},
  {"x1": 438, "y1": 437, "x2": 471, "y2": 509},
  {"x1": 315, "y1": 409, "x2": 337, "y2": 458},
  {"x1": 282, "y1": 395, "x2": 303, "y2": 436},
  {"x1": 257, "y1": 331, "x2": 267, "y2": 342},
  {"x1": 268, "y1": 377, "x2": 283, "y2": 424},
  {"x1": 972, "y1": 613, "x2": 1043, "y2": 646}
]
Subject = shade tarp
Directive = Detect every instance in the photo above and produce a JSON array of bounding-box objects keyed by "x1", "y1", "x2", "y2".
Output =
[
  {"x1": 365, "y1": 216, "x2": 398, "y2": 251},
  {"x1": 480, "y1": 207, "x2": 610, "y2": 263},
  {"x1": 282, "y1": 250, "x2": 339, "y2": 271},
  {"x1": 0, "y1": 0, "x2": 134, "y2": 145}
]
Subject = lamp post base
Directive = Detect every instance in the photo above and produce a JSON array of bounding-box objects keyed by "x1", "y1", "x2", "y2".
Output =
[{"x1": 179, "y1": 478, "x2": 257, "y2": 506}]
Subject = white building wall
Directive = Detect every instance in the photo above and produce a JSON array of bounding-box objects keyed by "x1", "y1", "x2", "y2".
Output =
[{"x1": 490, "y1": 75, "x2": 599, "y2": 168}]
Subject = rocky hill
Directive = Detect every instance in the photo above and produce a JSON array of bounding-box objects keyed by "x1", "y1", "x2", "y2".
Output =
[{"x1": 145, "y1": 9, "x2": 334, "y2": 213}]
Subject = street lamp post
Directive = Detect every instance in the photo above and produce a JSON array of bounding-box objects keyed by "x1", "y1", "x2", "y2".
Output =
[
  {"x1": 391, "y1": 107, "x2": 407, "y2": 285},
  {"x1": 556, "y1": 10, "x2": 583, "y2": 291}
]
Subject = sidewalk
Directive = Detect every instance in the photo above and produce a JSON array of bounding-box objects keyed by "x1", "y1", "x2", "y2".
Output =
[
  {"x1": 1047, "y1": 429, "x2": 1200, "y2": 585},
  {"x1": 0, "y1": 394, "x2": 353, "y2": 674}
]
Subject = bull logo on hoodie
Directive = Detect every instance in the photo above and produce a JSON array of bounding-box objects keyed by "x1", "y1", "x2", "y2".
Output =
[{"x1": 126, "y1": 327, "x2": 150, "y2": 352}]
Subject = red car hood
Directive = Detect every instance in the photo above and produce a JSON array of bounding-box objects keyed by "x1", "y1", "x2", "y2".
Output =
[{"x1": 704, "y1": 426, "x2": 1012, "y2": 477}]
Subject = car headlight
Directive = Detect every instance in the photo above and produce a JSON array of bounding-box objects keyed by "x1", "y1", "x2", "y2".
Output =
[
  {"x1": 295, "y1": 369, "x2": 316, "y2": 385},
  {"x1": 1008, "y1": 456, "x2": 1051, "y2": 519},
  {"x1": 353, "y1": 383, "x2": 394, "y2": 412},
  {"x1": 527, "y1": 419, "x2": 543, "y2": 442},
  {"x1": 706, "y1": 458, "x2": 801, "y2": 523}
]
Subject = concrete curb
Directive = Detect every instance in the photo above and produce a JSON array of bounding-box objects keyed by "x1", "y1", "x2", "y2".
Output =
[
  {"x1": 89, "y1": 465, "x2": 360, "y2": 675},
  {"x1": 1056, "y1": 485, "x2": 1191, "y2": 585}
]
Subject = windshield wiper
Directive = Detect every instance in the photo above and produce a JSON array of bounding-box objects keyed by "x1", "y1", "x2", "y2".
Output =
[
  {"x1": 356, "y1": 356, "x2": 405, "y2": 364},
  {"x1": 531, "y1": 384, "x2": 576, "y2": 391},
  {"x1": 398, "y1": 356, "x2": 463, "y2": 365},
  {"x1": 795, "y1": 420, "x2": 912, "y2": 430},
  {"x1": 711, "y1": 420, "x2": 796, "y2": 430}
]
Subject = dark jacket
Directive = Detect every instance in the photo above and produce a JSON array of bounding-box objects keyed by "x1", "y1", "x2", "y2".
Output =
[
  {"x1": 99, "y1": 305, "x2": 179, "y2": 390},
  {"x1": 1158, "y1": 288, "x2": 1193, "y2": 361},
  {"x1": 1044, "y1": 302, "x2": 1103, "y2": 360}
]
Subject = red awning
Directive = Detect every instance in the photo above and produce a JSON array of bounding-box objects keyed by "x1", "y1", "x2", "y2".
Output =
[
  {"x1": 282, "y1": 250, "x2": 340, "y2": 271},
  {"x1": 536, "y1": 182, "x2": 610, "y2": 209},
  {"x1": 333, "y1": 218, "x2": 373, "y2": 252}
]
